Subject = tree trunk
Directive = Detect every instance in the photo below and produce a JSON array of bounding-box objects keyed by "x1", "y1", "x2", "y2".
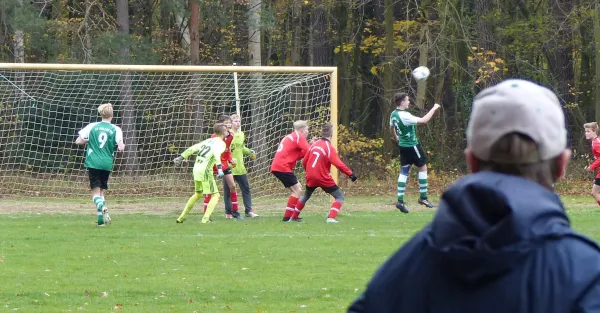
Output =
[
  {"x1": 116, "y1": 0, "x2": 139, "y2": 174},
  {"x1": 309, "y1": 5, "x2": 328, "y2": 66},
  {"x1": 248, "y1": 0, "x2": 266, "y2": 165},
  {"x1": 382, "y1": 0, "x2": 395, "y2": 153},
  {"x1": 415, "y1": 0, "x2": 431, "y2": 109},
  {"x1": 248, "y1": 0, "x2": 261, "y2": 66},
  {"x1": 291, "y1": 0, "x2": 301, "y2": 65},
  {"x1": 189, "y1": 0, "x2": 199, "y2": 65}
]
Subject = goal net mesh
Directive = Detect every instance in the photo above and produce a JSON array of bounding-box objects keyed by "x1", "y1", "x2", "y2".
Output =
[{"x1": 0, "y1": 68, "x2": 332, "y2": 204}]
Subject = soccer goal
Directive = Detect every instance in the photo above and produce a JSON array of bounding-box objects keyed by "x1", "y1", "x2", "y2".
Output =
[{"x1": 0, "y1": 63, "x2": 338, "y2": 205}]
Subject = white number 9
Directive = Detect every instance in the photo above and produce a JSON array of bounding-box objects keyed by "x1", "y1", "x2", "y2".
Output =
[{"x1": 98, "y1": 132, "x2": 108, "y2": 148}]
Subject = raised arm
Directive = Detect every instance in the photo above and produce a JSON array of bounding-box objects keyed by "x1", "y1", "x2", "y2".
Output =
[{"x1": 416, "y1": 103, "x2": 441, "y2": 125}]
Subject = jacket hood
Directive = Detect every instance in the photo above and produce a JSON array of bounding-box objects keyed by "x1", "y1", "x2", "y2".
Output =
[{"x1": 427, "y1": 171, "x2": 572, "y2": 284}]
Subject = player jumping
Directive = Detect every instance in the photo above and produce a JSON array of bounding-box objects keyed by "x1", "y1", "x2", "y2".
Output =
[
  {"x1": 390, "y1": 92, "x2": 440, "y2": 213},
  {"x1": 173, "y1": 123, "x2": 228, "y2": 223},
  {"x1": 75, "y1": 103, "x2": 125, "y2": 227},
  {"x1": 270, "y1": 120, "x2": 310, "y2": 221},
  {"x1": 291, "y1": 122, "x2": 357, "y2": 223}
]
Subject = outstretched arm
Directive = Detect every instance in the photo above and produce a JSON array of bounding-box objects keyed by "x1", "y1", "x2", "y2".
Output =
[{"x1": 416, "y1": 103, "x2": 441, "y2": 125}]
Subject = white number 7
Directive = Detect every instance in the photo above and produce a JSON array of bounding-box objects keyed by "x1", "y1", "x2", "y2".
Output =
[{"x1": 311, "y1": 152, "x2": 320, "y2": 168}]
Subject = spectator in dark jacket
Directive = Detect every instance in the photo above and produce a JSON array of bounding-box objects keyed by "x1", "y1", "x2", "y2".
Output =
[{"x1": 348, "y1": 79, "x2": 600, "y2": 313}]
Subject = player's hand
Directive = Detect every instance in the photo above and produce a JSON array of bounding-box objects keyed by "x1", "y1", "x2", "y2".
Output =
[
  {"x1": 433, "y1": 103, "x2": 441, "y2": 110},
  {"x1": 230, "y1": 158, "x2": 237, "y2": 168},
  {"x1": 350, "y1": 172, "x2": 358, "y2": 182},
  {"x1": 217, "y1": 168, "x2": 225, "y2": 177},
  {"x1": 173, "y1": 156, "x2": 184, "y2": 166},
  {"x1": 249, "y1": 150, "x2": 257, "y2": 159},
  {"x1": 587, "y1": 166, "x2": 594, "y2": 172}
]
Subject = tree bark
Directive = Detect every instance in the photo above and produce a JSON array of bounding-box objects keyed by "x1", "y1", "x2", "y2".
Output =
[
  {"x1": 116, "y1": 0, "x2": 139, "y2": 174},
  {"x1": 189, "y1": 0, "x2": 200, "y2": 65},
  {"x1": 382, "y1": 0, "x2": 395, "y2": 153}
]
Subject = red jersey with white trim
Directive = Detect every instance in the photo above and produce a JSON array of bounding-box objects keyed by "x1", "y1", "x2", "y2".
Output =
[
  {"x1": 589, "y1": 137, "x2": 600, "y2": 178},
  {"x1": 270, "y1": 131, "x2": 309, "y2": 173},
  {"x1": 302, "y1": 138, "x2": 352, "y2": 187},
  {"x1": 211, "y1": 131, "x2": 234, "y2": 171}
]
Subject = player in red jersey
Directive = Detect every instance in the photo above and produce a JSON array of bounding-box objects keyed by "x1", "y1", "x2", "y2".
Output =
[
  {"x1": 270, "y1": 120, "x2": 311, "y2": 221},
  {"x1": 290, "y1": 122, "x2": 357, "y2": 223},
  {"x1": 211, "y1": 115, "x2": 242, "y2": 220},
  {"x1": 585, "y1": 122, "x2": 600, "y2": 207}
]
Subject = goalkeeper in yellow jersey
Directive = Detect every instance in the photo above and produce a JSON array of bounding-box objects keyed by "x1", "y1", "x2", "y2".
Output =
[{"x1": 173, "y1": 123, "x2": 227, "y2": 223}]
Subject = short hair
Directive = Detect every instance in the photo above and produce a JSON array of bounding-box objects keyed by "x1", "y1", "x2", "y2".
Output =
[
  {"x1": 322, "y1": 122, "x2": 333, "y2": 138},
  {"x1": 214, "y1": 123, "x2": 227, "y2": 136},
  {"x1": 584, "y1": 122, "x2": 598, "y2": 134},
  {"x1": 293, "y1": 120, "x2": 308, "y2": 130},
  {"x1": 97, "y1": 103, "x2": 113, "y2": 119},
  {"x1": 218, "y1": 114, "x2": 232, "y2": 123},
  {"x1": 230, "y1": 113, "x2": 240, "y2": 120},
  {"x1": 477, "y1": 132, "x2": 560, "y2": 189},
  {"x1": 393, "y1": 92, "x2": 408, "y2": 106}
]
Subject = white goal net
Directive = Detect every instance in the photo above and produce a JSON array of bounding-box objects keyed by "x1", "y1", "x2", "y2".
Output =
[{"x1": 0, "y1": 64, "x2": 335, "y2": 204}]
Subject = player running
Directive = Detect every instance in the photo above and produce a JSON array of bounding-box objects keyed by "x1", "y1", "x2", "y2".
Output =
[
  {"x1": 390, "y1": 92, "x2": 441, "y2": 213},
  {"x1": 291, "y1": 122, "x2": 357, "y2": 223},
  {"x1": 75, "y1": 103, "x2": 125, "y2": 227},
  {"x1": 224, "y1": 114, "x2": 259, "y2": 218},
  {"x1": 173, "y1": 123, "x2": 228, "y2": 223},
  {"x1": 270, "y1": 120, "x2": 310, "y2": 221},
  {"x1": 211, "y1": 115, "x2": 243, "y2": 220},
  {"x1": 584, "y1": 122, "x2": 600, "y2": 207}
]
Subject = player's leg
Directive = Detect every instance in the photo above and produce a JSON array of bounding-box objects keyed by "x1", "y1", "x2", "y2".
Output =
[
  {"x1": 272, "y1": 171, "x2": 302, "y2": 221},
  {"x1": 88, "y1": 168, "x2": 106, "y2": 226},
  {"x1": 290, "y1": 186, "x2": 316, "y2": 220},
  {"x1": 236, "y1": 174, "x2": 257, "y2": 217},
  {"x1": 414, "y1": 144, "x2": 434, "y2": 208},
  {"x1": 176, "y1": 181, "x2": 203, "y2": 223},
  {"x1": 592, "y1": 179, "x2": 600, "y2": 206},
  {"x1": 396, "y1": 148, "x2": 411, "y2": 213},
  {"x1": 222, "y1": 176, "x2": 233, "y2": 218},
  {"x1": 325, "y1": 186, "x2": 344, "y2": 223},
  {"x1": 223, "y1": 170, "x2": 242, "y2": 219},
  {"x1": 100, "y1": 171, "x2": 111, "y2": 224},
  {"x1": 202, "y1": 178, "x2": 220, "y2": 223}
]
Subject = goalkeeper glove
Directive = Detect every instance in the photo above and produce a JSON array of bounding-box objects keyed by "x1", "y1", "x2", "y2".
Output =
[
  {"x1": 173, "y1": 156, "x2": 184, "y2": 166},
  {"x1": 350, "y1": 172, "x2": 358, "y2": 182},
  {"x1": 249, "y1": 150, "x2": 256, "y2": 159},
  {"x1": 216, "y1": 165, "x2": 224, "y2": 178},
  {"x1": 230, "y1": 158, "x2": 237, "y2": 168}
]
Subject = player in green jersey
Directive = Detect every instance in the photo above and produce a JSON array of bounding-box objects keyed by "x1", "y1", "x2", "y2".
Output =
[
  {"x1": 75, "y1": 103, "x2": 125, "y2": 227},
  {"x1": 389, "y1": 92, "x2": 440, "y2": 213},
  {"x1": 224, "y1": 114, "x2": 259, "y2": 218},
  {"x1": 173, "y1": 123, "x2": 228, "y2": 223}
]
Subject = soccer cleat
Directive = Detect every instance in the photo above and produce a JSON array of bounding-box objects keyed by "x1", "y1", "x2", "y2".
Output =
[
  {"x1": 418, "y1": 198, "x2": 435, "y2": 208},
  {"x1": 97, "y1": 222, "x2": 105, "y2": 227},
  {"x1": 288, "y1": 217, "x2": 303, "y2": 222},
  {"x1": 326, "y1": 218, "x2": 339, "y2": 223},
  {"x1": 225, "y1": 214, "x2": 232, "y2": 219},
  {"x1": 396, "y1": 201, "x2": 410, "y2": 213},
  {"x1": 102, "y1": 207, "x2": 111, "y2": 225},
  {"x1": 245, "y1": 211, "x2": 259, "y2": 218},
  {"x1": 201, "y1": 219, "x2": 212, "y2": 224},
  {"x1": 176, "y1": 218, "x2": 184, "y2": 223},
  {"x1": 282, "y1": 217, "x2": 291, "y2": 222},
  {"x1": 231, "y1": 211, "x2": 244, "y2": 220}
]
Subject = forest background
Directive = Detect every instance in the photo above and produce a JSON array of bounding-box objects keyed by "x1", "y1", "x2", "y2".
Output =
[{"x1": 1, "y1": 0, "x2": 600, "y2": 195}]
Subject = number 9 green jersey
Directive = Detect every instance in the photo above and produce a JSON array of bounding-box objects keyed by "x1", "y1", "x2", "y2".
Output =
[{"x1": 78, "y1": 121, "x2": 123, "y2": 171}]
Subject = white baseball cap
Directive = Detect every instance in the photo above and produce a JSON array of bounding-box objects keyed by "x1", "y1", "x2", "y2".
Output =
[{"x1": 466, "y1": 79, "x2": 567, "y2": 163}]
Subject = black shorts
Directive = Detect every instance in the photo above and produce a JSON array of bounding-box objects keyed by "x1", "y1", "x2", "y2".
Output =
[
  {"x1": 306, "y1": 185, "x2": 340, "y2": 194},
  {"x1": 88, "y1": 168, "x2": 111, "y2": 190},
  {"x1": 223, "y1": 168, "x2": 232, "y2": 176},
  {"x1": 271, "y1": 171, "x2": 299, "y2": 188},
  {"x1": 594, "y1": 178, "x2": 600, "y2": 186},
  {"x1": 398, "y1": 144, "x2": 427, "y2": 167}
]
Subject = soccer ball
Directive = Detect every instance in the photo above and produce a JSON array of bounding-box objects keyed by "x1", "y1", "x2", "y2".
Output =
[{"x1": 412, "y1": 66, "x2": 430, "y2": 81}]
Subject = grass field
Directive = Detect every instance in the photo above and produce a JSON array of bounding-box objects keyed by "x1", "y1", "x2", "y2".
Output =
[{"x1": 2, "y1": 195, "x2": 600, "y2": 312}]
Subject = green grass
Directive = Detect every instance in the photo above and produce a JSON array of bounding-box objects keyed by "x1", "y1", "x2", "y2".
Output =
[{"x1": 2, "y1": 196, "x2": 600, "y2": 312}]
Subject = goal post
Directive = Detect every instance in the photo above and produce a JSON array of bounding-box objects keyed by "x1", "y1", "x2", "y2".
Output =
[{"x1": 0, "y1": 63, "x2": 338, "y2": 203}]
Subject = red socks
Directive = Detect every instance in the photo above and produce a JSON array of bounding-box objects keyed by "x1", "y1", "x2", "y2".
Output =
[
  {"x1": 203, "y1": 194, "x2": 212, "y2": 213},
  {"x1": 327, "y1": 201, "x2": 342, "y2": 219},
  {"x1": 283, "y1": 196, "x2": 299, "y2": 219},
  {"x1": 291, "y1": 200, "x2": 306, "y2": 219},
  {"x1": 231, "y1": 192, "x2": 239, "y2": 212}
]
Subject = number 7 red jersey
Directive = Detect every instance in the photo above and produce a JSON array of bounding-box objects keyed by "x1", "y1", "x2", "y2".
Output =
[
  {"x1": 270, "y1": 131, "x2": 309, "y2": 173},
  {"x1": 211, "y1": 131, "x2": 234, "y2": 171},
  {"x1": 302, "y1": 138, "x2": 352, "y2": 188}
]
